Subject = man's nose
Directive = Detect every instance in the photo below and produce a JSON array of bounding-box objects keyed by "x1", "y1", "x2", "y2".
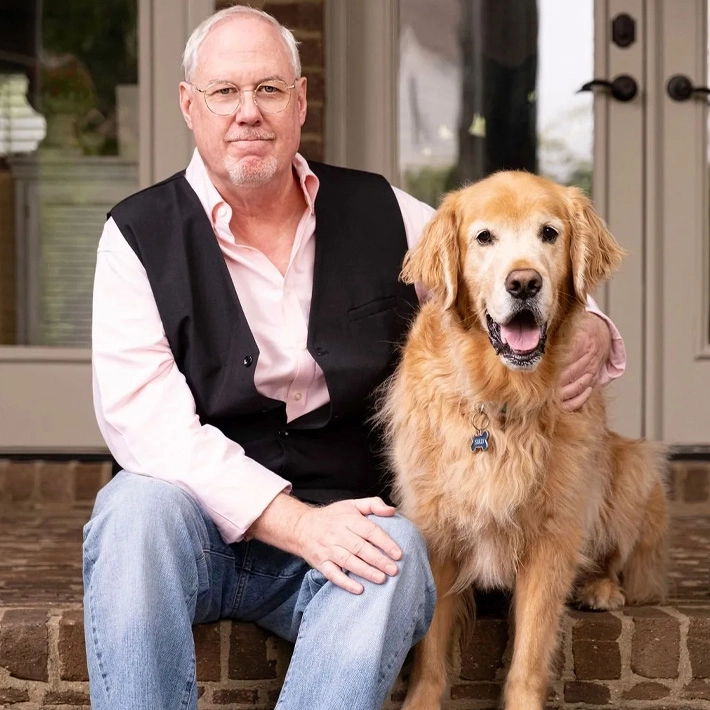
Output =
[{"x1": 234, "y1": 89, "x2": 262, "y2": 121}]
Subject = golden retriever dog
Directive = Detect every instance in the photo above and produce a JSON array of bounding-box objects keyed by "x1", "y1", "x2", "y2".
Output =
[{"x1": 378, "y1": 171, "x2": 668, "y2": 710}]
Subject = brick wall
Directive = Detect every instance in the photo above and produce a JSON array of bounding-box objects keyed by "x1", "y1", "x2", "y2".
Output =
[
  {"x1": 215, "y1": 0, "x2": 325, "y2": 161},
  {"x1": 0, "y1": 167, "x2": 16, "y2": 344}
]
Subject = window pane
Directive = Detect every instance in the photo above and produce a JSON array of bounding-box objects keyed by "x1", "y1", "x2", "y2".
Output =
[
  {"x1": 0, "y1": 0, "x2": 139, "y2": 346},
  {"x1": 398, "y1": 0, "x2": 594, "y2": 206}
]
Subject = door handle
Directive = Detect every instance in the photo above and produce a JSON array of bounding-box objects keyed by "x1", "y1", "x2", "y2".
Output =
[
  {"x1": 666, "y1": 74, "x2": 710, "y2": 102},
  {"x1": 577, "y1": 74, "x2": 638, "y2": 102}
]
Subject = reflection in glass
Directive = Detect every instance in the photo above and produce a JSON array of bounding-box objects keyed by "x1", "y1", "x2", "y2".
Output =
[
  {"x1": 398, "y1": 0, "x2": 594, "y2": 206},
  {"x1": 0, "y1": 1, "x2": 139, "y2": 346}
]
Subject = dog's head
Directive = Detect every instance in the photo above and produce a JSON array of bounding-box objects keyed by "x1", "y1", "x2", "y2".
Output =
[{"x1": 402, "y1": 171, "x2": 625, "y2": 371}]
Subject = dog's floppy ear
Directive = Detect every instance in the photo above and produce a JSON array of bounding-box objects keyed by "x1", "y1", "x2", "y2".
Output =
[
  {"x1": 401, "y1": 192, "x2": 460, "y2": 309},
  {"x1": 567, "y1": 187, "x2": 626, "y2": 299}
]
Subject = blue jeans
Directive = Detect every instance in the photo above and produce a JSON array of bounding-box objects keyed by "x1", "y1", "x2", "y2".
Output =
[{"x1": 83, "y1": 471, "x2": 436, "y2": 709}]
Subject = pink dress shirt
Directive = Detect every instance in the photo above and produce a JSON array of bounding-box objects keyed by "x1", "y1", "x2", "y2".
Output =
[{"x1": 92, "y1": 150, "x2": 626, "y2": 543}]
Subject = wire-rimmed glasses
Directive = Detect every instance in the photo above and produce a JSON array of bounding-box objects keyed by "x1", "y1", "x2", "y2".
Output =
[{"x1": 191, "y1": 79, "x2": 296, "y2": 116}]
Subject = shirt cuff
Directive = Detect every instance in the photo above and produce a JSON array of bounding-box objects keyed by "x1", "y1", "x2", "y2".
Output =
[{"x1": 585, "y1": 297, "x2": 626, "y2": 386}]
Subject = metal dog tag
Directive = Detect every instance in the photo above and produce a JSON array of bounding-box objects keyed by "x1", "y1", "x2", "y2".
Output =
[
  {"x1": 471, "y1": 430, "x2": 489, "y2": 452},
  {"x1": 471, "y1": 405, "x2": 490, "y2": 452}
]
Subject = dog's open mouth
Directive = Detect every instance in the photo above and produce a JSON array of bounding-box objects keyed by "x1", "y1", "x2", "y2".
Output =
[{"x1": 486, "y1": 310, "x2": 548, "y2": 370}]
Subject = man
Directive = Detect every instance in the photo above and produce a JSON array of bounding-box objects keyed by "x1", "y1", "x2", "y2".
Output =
[{"x1": 85, "y1": 6, "x2": 626, "y2": 710}]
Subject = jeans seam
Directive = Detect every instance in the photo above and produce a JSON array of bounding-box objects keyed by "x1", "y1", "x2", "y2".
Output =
[
  {"x1": 375, "y1": 598, "x2": 423, "y2": 693},
  {"x1": 229, "y1": 540, "x2": 252, "y2": 613},
  {"x1": 87, "y1": 575, "x2": 111, "y2": 701},
  {"x1": 179, "y1": 656, "x2": 198, "y2": 710}
]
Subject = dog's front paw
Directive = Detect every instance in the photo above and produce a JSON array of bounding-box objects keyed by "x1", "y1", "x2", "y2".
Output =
[{"x1": 576, "y1": 578, "x2": 626, "y2": 610}]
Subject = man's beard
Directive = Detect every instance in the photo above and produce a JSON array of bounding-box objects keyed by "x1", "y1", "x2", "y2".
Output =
[{"x1": 225, "y1": 154, "x2": 278, "y2": 186}]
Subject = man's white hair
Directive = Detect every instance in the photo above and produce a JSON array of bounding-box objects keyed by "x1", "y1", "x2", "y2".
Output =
[{"x1": 182, "y1": 5, "x2": 301, "y2": 83}]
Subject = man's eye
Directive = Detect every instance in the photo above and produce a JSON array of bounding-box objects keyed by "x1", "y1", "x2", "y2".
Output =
[
  {"x1": 258, "y1": 83, "x2": 283, "y2": 94},
  {"x1": 208, "y1": 85, "x2": 237, "y2": 96}
]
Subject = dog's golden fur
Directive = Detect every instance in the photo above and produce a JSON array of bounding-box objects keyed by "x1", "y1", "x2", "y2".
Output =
[{"x1": 378, "y1": 171, "x2": 668, "y2": 710}]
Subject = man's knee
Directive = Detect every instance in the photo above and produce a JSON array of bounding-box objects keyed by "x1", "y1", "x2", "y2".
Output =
[
  {"x1": 84, "y1": 472, "x2": 205, "y2": 558},
  {"x1": 369, "y1": 514, "x2": 435, "y2": 596}
]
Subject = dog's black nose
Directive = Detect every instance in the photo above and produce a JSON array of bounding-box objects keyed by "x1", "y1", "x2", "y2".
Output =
[{"x1": 505, "y1": 269, "x2": 542, "y2": 299}]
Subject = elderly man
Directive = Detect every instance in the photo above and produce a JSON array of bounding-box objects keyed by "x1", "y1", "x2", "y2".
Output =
[{"x1": 85, "y1": 6, "x2": 625, "y2": 710}]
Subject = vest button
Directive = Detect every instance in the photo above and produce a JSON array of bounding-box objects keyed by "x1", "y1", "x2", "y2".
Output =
[
  {"x1": 278, "y1": 430, "x2": 289, "y2": 438},
  {"x1": 314, "y1": 347, "x2": 327, "y2": 356},
  {"x1": 243, "y1": 355, "x2": 253, "y2": 367}
]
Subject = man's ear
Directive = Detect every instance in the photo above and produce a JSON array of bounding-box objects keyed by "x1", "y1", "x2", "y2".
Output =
[
  {"x1": 401, "y1": 192, "x2": 461, "y2": 310},
  {"x1": 567, "y1": 186, "x2": 626, "y2": 300},
  {"x1": 179, "y1": 82, "x2": 195, "y2": 130},
  {"x1": 296, "y1": 76, "x2": 308, "y2": 126}
]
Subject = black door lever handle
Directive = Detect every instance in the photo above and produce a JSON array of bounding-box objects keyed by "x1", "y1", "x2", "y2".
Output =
[
  {"x1": 577, "y1": 74, "x2": 638, "y2": 102},
  {"x1": 666, "y1": 74, "x2": 710, "y2": 102}
]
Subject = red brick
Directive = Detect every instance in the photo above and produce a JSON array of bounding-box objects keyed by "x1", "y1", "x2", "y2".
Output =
[
  {"x1": 0, "y1": 609, "x2": 49, "y2": 681},
  {"x1": 74, "y1": 462, "x2": 110, "y2": 501},
  {"x1": 681, "y1": 679, "x2": 710, "y2": 700},
  {"x1": 194, "y1": 622, "x2": 221, "y2": 681},
  {"x1": 264, "y1": 2, "x2": 323, "y2": 32},
  {"x1": 0, "y1": 687, "x2": 30, "y2": 703},
  {"x1": 38, "y1": 461, "x2": 74, "y2": 503},
  {"x1": 298, "y1": 37, "x2": 323, "y2": 67},
  {"x1": 573, "y1": 639, "x2": 621, "y2": 680},
  {"x1": 629, "y1": 608, "x2": 680, "y2": 678},
  {"x1": 43, "y1": 688, "x2": 91, "y2": 704},
  {"x1": 623, "y1": 681, "x2": 671, "y2": 700},
  {"x1": 298, "y1": 138, "x2": 323, "y2": 162},
  {"x1": 4, "y1": 461, "x2": 38, "y2": 502},
  {"x1": 687, "y1": 613, "x2": 710, "y2": 677},
  {"x1": 305, "y1": 72, "x2": 324, "y2": 102},
  {"x1": 564, "y1": 681, "x2": 610, "y2": 704},
  {"x1": 571, "y1": 610, "x2": 622, "y2": 641},
  {"x1": 451, "y1": 682, "x2": 501, "y2": 701},
  {"x1": 684, "y1": 467, "x2": 709, "y2": 502},
  {"x1": 303, "y1": 104, "x2": 323, "y2": 135},
  {"x1": 213, "y1": 687, "x2": 260, "y2": 704},
  {"x1": 228, "y1": 623, "x2": 278, "y2": 679},
  {"x1": 460, "y1": 617, "x2": 508, "y2": 681},
  {"x1": 58, "y1": 609, "x2": 88, "y2": 681}
]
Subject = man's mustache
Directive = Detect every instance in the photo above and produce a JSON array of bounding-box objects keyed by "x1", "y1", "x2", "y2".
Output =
[{"x1": 226, "y1": 131, "x2": 275, "y2": 142}]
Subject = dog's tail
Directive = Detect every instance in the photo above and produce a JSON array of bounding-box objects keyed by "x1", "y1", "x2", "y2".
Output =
[{"x1": 610, "y1": 434, "x2": 669, "y2": 604}]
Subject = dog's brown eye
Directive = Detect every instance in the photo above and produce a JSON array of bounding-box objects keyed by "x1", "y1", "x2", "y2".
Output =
[
  {"x1": 541, "y1": 225, "x2": 558, "y2": 243},
  {"x1": 476, "y1": 229, "x2": 493, "y2": 245}
]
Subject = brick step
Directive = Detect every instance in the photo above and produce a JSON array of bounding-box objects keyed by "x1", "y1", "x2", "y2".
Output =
[
  {"x1": 0, "y1": 458, "x2": 707, "y2": 708},
  {"x1": 0, "y1": 601, "x2": 709, "y2": 709},
  {"x1": 0, "y1": 457, "x2": 709, "y2": 516}
]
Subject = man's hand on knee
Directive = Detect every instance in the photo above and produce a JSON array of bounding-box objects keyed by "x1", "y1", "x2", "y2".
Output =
[{"x1": 247, "y1": 493, "x2": 402, "y2": 594}]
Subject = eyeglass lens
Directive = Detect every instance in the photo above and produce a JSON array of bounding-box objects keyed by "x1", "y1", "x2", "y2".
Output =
[{"x1": 204, "y1": 80, "x2": 292, "y2": 115}]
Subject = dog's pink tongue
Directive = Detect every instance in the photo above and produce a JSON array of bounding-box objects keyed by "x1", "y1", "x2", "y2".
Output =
[{"x1": 500, "y1": 322, "x2": 541, "y2": 353}]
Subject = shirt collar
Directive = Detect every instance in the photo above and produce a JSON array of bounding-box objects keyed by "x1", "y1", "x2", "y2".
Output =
[{"x1": 184, "y1": 148, "x2": 319, "y2": 229}]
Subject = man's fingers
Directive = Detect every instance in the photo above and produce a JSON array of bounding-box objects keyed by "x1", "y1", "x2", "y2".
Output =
[
  {"x1": 352, "y1": 496, "x2": 396, "y2": 517},
  {"x1": 349, "y1": 514, "x2": 402, "y2": 561},
  {"x1": 341, "y1": 530, "x2": 399, "y2": 576},
  {"x1": 560, "y1": 386, "x2": 593, "y2": 412},
  {"x1": 319, "y1": 560, "x2": 364, "y2": 595}
]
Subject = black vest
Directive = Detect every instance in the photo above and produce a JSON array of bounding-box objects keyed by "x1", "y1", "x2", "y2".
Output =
[{"x1": 109, "y1": 161, "x2": 418, "y2": 503}]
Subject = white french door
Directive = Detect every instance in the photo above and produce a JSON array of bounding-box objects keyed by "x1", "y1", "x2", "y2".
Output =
[
  {"x1": 0, "y1": 0, "x2": 210, "y2": 452},
  {"x1": 327, "y1": 0, "x2": 709, "y2": 447}
]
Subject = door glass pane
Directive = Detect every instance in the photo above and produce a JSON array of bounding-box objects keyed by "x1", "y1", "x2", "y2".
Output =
[
  {"x1": 0, "y1": 0, "x2": 139, "y2": 346},
  {"x1": 398, "y1": 0, "x2": 594, "y2": 206}
]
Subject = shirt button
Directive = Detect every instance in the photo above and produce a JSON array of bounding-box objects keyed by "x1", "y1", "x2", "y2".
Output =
[
  {"x1": 293, "y1": 392, "x2": 302, "y2": 401},
  {"x1": 243, "y1": 355, "x2": 253, "y2": 367},
  {"x1": 217, "y1": 205, "x2": 227, "y2": 217}
]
